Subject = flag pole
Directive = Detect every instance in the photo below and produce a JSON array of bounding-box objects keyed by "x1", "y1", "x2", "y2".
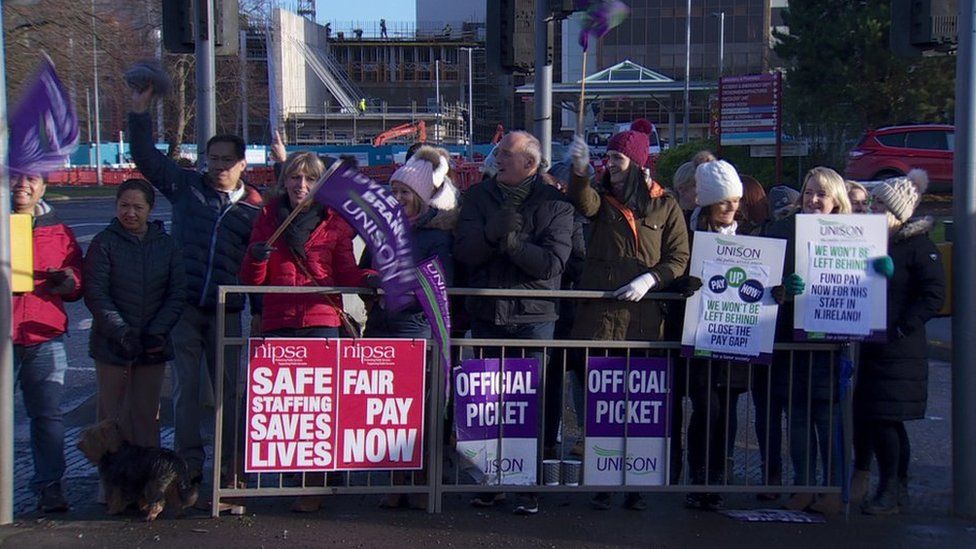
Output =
[
  {"x1": 266, "y1": 159, "x2": 345, "y2": 246},
  {"x1": 577, "y1": 50, "x2": 588, "y2": 135}
]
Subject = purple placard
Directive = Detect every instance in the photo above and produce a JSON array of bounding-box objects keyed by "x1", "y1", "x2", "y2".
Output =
[
  {"x1": 454, "y1": 358, "x2": 539, "y2": 441},
  {"x1": 585, "y1": 357, "x2": 669, "y2": 438},
  {"x1": 314, "y1": 163, "x2": 417, "y2": 313}
]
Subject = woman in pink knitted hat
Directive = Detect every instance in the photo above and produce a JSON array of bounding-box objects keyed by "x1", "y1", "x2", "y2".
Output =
[{"x1": 567, "y1": 128, "x2": 690, "y2": 511}]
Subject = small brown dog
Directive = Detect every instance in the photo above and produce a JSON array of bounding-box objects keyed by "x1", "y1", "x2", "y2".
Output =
[{"x1": 77, "y1": 419, "x2": 198, "y2": 521}]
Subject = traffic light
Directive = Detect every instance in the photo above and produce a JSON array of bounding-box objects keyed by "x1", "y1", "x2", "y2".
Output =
[
  {"x1": 162, "y1": 0, "x2": 240, "y2": 56},
  {"x1": 548, "y1": 0, "x2": 576, "y2": 18},
  {"x1": 487, "y1": 0, "x2": 535, "y2": 72},
  {"x1": 890, "y1": 0, "x2": 958, "y2": 57}
]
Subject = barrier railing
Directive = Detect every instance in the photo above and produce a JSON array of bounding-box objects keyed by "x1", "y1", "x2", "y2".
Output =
[{"x1": 211, "y1": 285, "x2": 848, "y2": 516}]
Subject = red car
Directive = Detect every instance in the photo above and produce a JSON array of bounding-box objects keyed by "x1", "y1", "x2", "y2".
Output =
[{"x1": 844, "y1": 124, "x2": 954, "y2": 192}]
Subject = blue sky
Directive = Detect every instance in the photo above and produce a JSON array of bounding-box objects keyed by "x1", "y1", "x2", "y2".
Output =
[{"x1": 316, "y1": 0, "x2": 416, "y2": 23}]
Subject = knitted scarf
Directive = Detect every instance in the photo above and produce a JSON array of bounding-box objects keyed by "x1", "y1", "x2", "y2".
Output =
[{"x1": 277, "y1": 199, "x2": 325, "y2": 259}]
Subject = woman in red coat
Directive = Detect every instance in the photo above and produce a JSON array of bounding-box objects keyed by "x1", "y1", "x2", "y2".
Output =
[
  {"x1": 240, "y1": 151, "x2": 375, "y2": 512},
  {"x1": 240, "y1": 152, "x2": 376, "y2": 337}
]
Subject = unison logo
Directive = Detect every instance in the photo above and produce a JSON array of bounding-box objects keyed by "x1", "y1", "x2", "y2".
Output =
[
  {"x1": 592, "y1": 446, "x2": 657, "y2": 475},
  {"x1": 715, "y1": 238, "x2": 762, "y2": 259},
  {"x1": 817, "y1": 218, "x2": 864, "y2": 238}
]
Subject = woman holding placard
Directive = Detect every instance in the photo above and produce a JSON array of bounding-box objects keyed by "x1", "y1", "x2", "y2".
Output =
[
  {"x1": 762, "y1": 167, "x2": 851, "y2": 514},
  {"x1": 677, "y1": 160, "x2": 757, "y2": 511},
  {"x1": 856, "y1": 170, "x2": 944, "y2": 515},
  {"x1": 240, "y1": 151, "x2": 377, "y2": 513}
]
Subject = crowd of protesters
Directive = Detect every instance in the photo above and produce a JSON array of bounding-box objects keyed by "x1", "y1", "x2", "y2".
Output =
[{"x1": 10, "y1": 76, "x2": 943, "y2": 520}]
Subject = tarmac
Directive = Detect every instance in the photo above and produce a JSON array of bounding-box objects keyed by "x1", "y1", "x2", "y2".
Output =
[{"x1": 1, "y1": 319, "x2": 971, "y2": 548}]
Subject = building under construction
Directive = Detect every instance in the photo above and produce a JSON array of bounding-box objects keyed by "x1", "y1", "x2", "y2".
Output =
[{"x1": 268, "y1": 9, "x2": 491, "y2": 147}]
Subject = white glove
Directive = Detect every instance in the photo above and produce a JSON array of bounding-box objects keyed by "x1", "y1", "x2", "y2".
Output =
[
  {"x1": 612, "y1": 273, "x2": 657, "y2": 302},
  {"x1": 569, "y1": 135, "x2": 590, "y2": 176}
]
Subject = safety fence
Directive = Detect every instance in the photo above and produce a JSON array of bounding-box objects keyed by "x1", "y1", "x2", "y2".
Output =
[{"x1": 210, "y1": 286, "x2": 848, "y2": 516}]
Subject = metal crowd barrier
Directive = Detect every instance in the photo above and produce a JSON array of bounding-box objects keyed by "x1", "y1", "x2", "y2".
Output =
[{"x1": 211, "y1": 285, "x2": 848, "y2": 516}]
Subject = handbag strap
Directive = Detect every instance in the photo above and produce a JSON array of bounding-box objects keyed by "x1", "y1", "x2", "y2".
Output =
[{"x1": 289, "y1": 249, "x2": 360, "y2": 337}]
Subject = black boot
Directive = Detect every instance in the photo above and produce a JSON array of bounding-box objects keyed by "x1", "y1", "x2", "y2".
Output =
[{"x1": 863, "y1": 483, "x2": 899, "y2": 515}]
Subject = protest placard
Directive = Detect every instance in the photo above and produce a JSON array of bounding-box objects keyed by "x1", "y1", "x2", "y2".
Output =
[
  {"x1": 794, "y1": 214, "x2": 887, "y2": 340},
  {"x1": 681, "y1": 232, "x2": 786, "y2": 363},
  {"x1": 454, "y1": 358, "x2": 539, "y2": 486},
  {"x1": 245, "y1": 338, "x2": 426, "y2": 473},
  {"x1": 583, "y1": 357, "x2": 670, "y2": 486}
]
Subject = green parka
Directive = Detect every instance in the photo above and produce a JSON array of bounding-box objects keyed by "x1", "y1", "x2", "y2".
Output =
[{"x1": 568, "y1": 171, "x2": 690, "y2": 340}]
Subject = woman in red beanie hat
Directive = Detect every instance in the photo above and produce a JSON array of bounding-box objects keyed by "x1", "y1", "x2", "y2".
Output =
[{"x1": 567, "y1": 130, "x2": 690, "y2": 511}]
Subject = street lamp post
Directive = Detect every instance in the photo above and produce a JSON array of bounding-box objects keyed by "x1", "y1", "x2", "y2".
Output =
[
  {"x1": 460, "y1": 47, "x2": 474, "y2": 160},
  {"x1": 711, "y1": 11, "x2": 725, "y2": 79},
  {"x1": 91, "y1": 0, "x2": 103, "y2": 186},
  {"x1": 682, "y1": 0, "x2": 691, "y2": 143}
]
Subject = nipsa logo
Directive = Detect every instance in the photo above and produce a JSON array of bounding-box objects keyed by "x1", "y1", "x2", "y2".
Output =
[
  {"x1": 252, "y1": 343, "x2": 308, "y2": 365},
  {"x1": 817, "y1": 218, "x2": 864, "y2": 238},
  {"x1": 342, "y1": 343, "x2": 396, "y2": 360}
]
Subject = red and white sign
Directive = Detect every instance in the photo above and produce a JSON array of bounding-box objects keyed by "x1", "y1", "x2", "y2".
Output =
[{"x1": 245, "y1": 338, "x2": 426, "y2": 472}]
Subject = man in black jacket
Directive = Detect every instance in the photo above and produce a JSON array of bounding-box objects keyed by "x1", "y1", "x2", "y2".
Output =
[
  {"x1": 129, "y1": 86, "x2": 263, "y2": 488},
  {"x1": 454, "y1": 131, "x2": 574, "y2": 515}
]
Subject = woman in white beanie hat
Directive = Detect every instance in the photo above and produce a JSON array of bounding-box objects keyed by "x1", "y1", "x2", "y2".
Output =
[
  {"x1": 675, "y1": 159, "x2": 753, "y2": 511},
  {"x1": 853, "y1": 169, "x2": 945, "y2": 515}
]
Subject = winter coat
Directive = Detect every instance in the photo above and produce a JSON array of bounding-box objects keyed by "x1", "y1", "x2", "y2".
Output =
[
  {"x1": 453, "y1": 174, "x2": 575, "y2": 326},
  {"x1": 11, "y1": 203, "x2": 84, "y2": 346},
  {"x1": 365, "y1": 206, "x2": 457, "y2": 338},
  {"x1": 239, "y1": 198, "x2": 372, "y2": 333},
  {"x1": 567, "y1": 171, "x2": 690, "y2": 341},
  {"x1": 128, "y1": 112, "x2": 263, "y2": 312},
  {"x1": 856, "y1": 217, "x2": 945, "y2": 421},
  {"x1": 84, "y1": 219, "x2": 186, "y2": 366}
]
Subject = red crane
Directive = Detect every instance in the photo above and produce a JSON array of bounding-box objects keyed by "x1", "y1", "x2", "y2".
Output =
[{"x1": 372, "y1": 120, "x2": 428, "y2": 147}]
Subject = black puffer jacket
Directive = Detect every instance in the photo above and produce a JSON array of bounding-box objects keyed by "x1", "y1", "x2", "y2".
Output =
[
  {"x1": 454, "y1": 174, "x2": 574, "y2": 325},
  {"x1": 128, "y1": 112, "x2": 262, "y2": 311},
  {"x1": 856, "y1": 218, "x2": 945, "y2": 421},
  {"x1": 84, "y1": 219, "x2": 186, "y2": 366},
  {"x1": 763, "y1": 213, "x2": 836, "y2": 400}
]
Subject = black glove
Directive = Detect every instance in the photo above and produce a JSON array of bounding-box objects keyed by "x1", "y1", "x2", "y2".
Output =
[
  {"x1": 364, "y1": 273, "x2": 382, "y2": 289},
  {"x1": 117, "y1": 329, "x2": 143, "y2": 361},
  {"x1": 484, "y1": 208, "x2": 523, "y2": 244},
  {"x1": 141, "y1": 333, "x2": 166, "y2": 352},
  {"x1": 770, "y1": 285, "x2": 787, "y2": 305},
  {"x1": 250, "y1": 241, "x2": 274, "y2": 262},
  {"x1": 671, "y1": 275, "x2": 703, "y2": 297},
  {"x1": 45, "y1": 268, "x2": 76, "y2": 295}
]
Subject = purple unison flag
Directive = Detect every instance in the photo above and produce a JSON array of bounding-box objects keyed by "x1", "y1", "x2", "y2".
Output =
[
  {"x1": 577, "y1": 0, "x2": 630, "y2": 52},
  {"x1": 314, "y1": 162, "x2": 417, "y2": 312},
  {"x1": 8, "y1": 56, "x2": 80, "y2": 176},
  {"x1": 585, "y1": 357, "x2": 669, "y2": 438},
  {"x1": 414, "y1": 257, "x2": 452, "y2": 395}
]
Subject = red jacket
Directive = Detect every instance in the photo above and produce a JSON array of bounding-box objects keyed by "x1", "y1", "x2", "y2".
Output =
[
  {"x1": 240, "y1": 199, "x2": 372, "y2": 333},
  {"x1": 12, "y1": 206, "x2": 84, "y2": 346}
]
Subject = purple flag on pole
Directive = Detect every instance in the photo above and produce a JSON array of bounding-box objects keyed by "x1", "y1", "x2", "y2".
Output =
[
  {"x1": 414, "y1": 257, "x2": 452, "y2": 395},
  {"x1": 314, "y1": 162, "x2": 418, "y2": 313},
  {"x1": 8, "y1": 56, "x2": 79, "y2": 176},
  {"x1": 577, "y1": 0, "x2": 630, "y2": 52}
]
